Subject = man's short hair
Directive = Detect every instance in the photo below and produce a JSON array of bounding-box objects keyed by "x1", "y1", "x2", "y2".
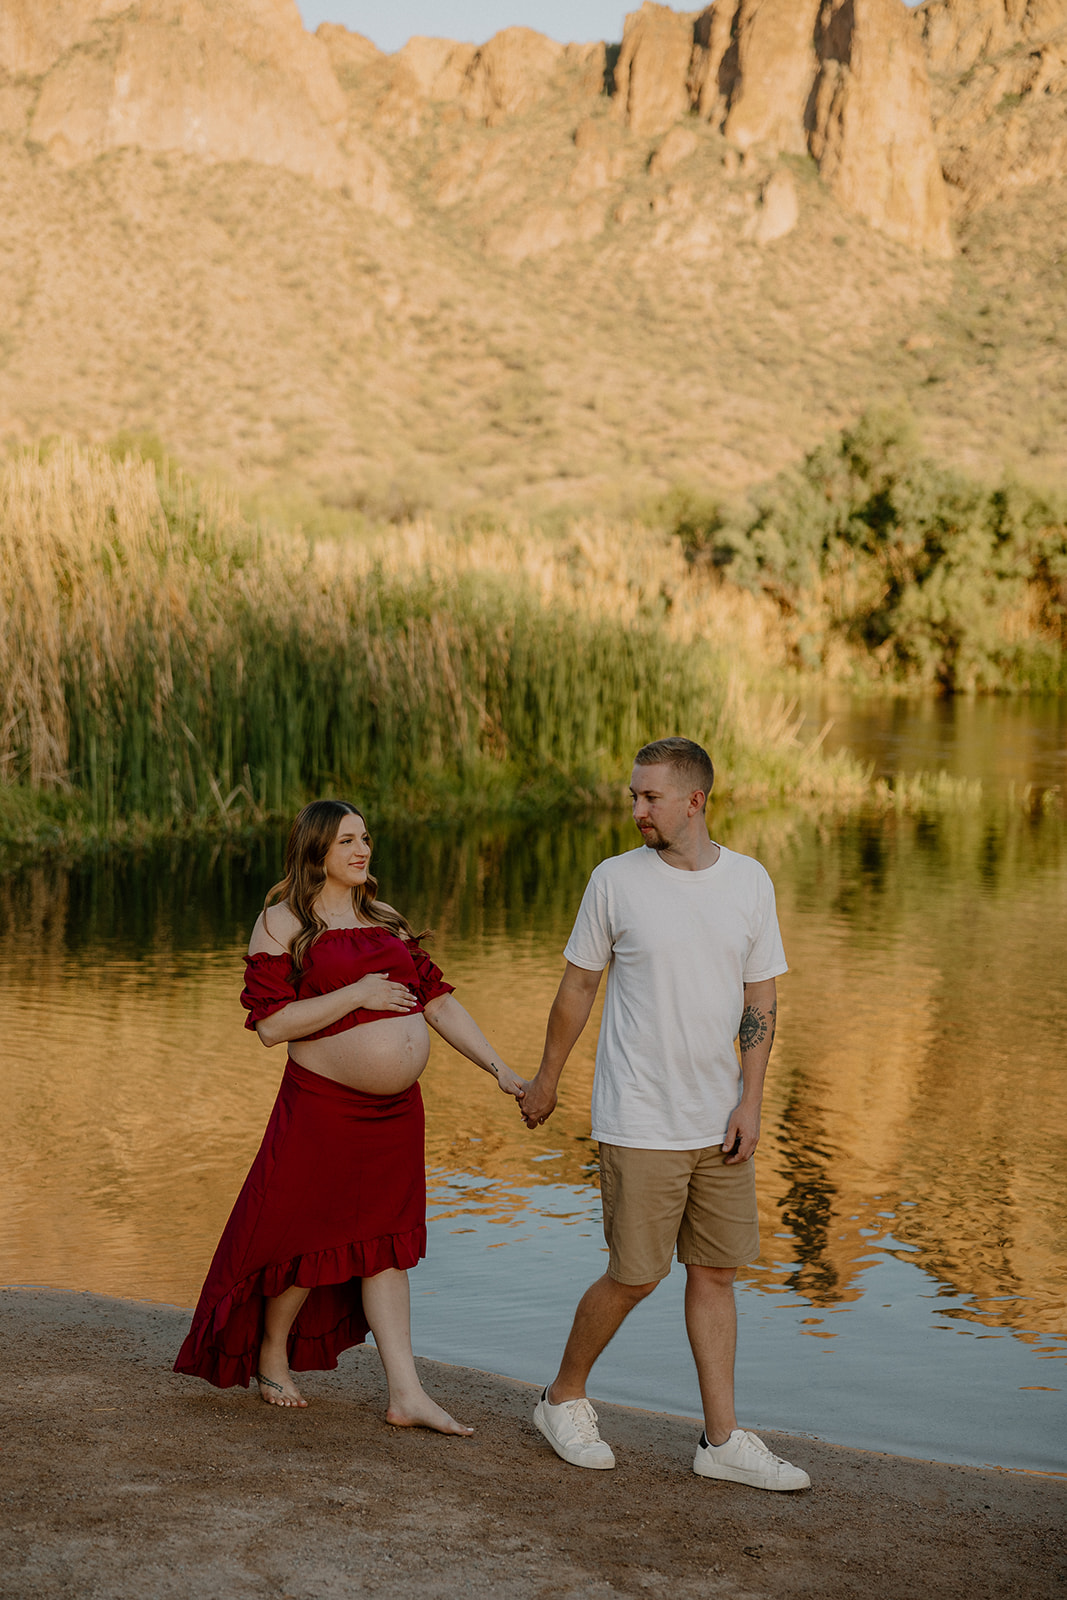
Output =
[{"x1": 634, "y1": 737, "x2": 715, "y2": 805}]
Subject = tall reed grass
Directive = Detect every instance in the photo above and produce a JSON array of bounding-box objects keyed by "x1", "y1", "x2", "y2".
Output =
[{"x1": 0, "y1": 442, "x2": 867, "y2": 838}]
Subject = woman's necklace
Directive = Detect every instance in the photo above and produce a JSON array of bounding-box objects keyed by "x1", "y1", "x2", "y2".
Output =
[
  {"x1": 319, "y1": 897, "x2": 371, "y2": 929},
  {"x1": 318, "y1": 899, "x2": 354, "y2": 927}
]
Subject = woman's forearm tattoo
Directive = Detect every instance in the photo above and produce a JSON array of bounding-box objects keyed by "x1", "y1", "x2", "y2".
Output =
[{"x1": 739, "y1": 1001, "x2": 777, "y2": 1054}]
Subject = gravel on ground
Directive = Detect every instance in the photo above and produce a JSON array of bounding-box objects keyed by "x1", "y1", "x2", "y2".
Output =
[{"x1": 1, "y1": 1289, "x2": 1063, "y2": 1599}]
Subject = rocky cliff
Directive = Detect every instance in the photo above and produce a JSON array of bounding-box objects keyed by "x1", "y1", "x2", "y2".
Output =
[
  {"x1": 4, "y1": 1, "x2": 1063, "y2": 250},
  {"x1": 0, "y1": 0, "x2": 978, "y2": 255},
  {"x1": 1, "y1": 0, "x2": 406, "y2": 218},
  {"x1": 0, "y1": 0, "x2": 1064, "y2": 501},
  {"x1": 918, "y1": 0, "x2": 1067, "y2": 209},
  {"x1": 611, "y1": 0, "x2": 953, "y2": 256}
]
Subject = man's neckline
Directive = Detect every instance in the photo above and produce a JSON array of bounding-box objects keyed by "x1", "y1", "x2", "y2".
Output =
[{"x1": 644, "y1": 841, "x2": 723, "y2": 875}]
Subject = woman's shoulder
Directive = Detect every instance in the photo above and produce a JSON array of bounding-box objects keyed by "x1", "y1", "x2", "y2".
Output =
[{"x1": 248, "y1": 902, "x2": 300, "y2": 958}]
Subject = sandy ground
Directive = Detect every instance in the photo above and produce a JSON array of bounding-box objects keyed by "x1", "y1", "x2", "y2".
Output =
[{"x1": 0, "y1": 1290, "x2": 1063, "y2": 1600}]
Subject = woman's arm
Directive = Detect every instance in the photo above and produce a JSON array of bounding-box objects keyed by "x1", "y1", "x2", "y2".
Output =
[
  {"x1": 248, "y1": 904, "x2": 417, "y2": 1047},
  {"x1": 421, "y1": 994, "x2": 528, "y2": 1099},
  {"x1": 255, "y1": 973, "x2": 416, "y2": 1048}
]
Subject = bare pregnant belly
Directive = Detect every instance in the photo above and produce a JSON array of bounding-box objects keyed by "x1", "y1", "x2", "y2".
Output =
[{"x1": 289, "y1": 1015, "x2": 431, "y2": 1094}]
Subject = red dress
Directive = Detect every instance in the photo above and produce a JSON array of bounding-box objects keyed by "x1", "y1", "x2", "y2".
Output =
[{"x1": 173, "y1": 928, "x2": 453, "y2": 1389}]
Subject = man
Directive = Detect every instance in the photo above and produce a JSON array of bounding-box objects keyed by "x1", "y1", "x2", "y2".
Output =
[{"x1": 519, "y1": 737, "x2": 810, "y2": 1491}]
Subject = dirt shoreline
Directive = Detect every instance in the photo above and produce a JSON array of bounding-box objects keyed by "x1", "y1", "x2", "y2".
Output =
[{"x1": 1, "y1": 1289, "x2": 1063, "y2": 1599}]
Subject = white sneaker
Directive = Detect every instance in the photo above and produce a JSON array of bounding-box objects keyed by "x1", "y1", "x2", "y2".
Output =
[
  {"x1": 533, "y1": 1387, "x2": 616, "y2": 1469},
  {"x1": 693, "y1": 1429, "x2": 810, "y2": 1491}
]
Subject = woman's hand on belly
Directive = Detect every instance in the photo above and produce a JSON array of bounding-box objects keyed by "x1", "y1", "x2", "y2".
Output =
[
  {"x1": 350, "y1": 971, "x2": 417, "y2": 1013},
  {"x1": 290, "y1": 1014, "x2": 431, "y2": 1094}
]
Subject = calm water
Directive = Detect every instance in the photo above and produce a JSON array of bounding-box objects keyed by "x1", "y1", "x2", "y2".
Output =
[{"x1": 1, "y1": 697, "x2": 1065, "y2": 1473}]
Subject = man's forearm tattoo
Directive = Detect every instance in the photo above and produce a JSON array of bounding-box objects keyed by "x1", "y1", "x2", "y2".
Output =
[{"x1": 739, "y1": 1001, "x2": 777, "y2": 1054}]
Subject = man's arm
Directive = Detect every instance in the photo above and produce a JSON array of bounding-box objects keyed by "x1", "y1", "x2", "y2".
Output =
[
  {"x1": 520, "y1": 962, "x2": 603, "y2": 1129},
  {"x1": 723, "y1": 977, "x2": 778, "y2": 1164}
]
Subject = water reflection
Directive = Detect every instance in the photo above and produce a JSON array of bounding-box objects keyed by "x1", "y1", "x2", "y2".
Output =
[
  {"x1": 798, "y1": 689, "x2": 1067, "y2": 794},
  {"x1": 773, "y1": 1082, "x2": 840, "y2": 1301},
  {"x1": 1, "y1": 774, "x2": 1065, "y2": 1464},
  {"x1": 3, "y1": 803, "x2": 1064, "y2": 1330}
]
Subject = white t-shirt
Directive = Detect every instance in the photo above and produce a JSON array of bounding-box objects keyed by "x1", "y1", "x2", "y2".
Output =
[{"x1": 563, "y1": 844, "x2": 788, "y2": 1151}]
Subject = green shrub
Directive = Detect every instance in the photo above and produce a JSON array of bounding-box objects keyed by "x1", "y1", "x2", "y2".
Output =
[{"x1": 673, "y1": 408, "x2": 1067, "y2": 691}]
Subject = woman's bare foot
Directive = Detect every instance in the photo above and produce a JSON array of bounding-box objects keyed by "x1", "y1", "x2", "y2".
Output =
[
  {"x1": 255, "y1": 1368, "x2": 308, "y2": 1408},
  {"x1": 256, "y1": 1326, "x2": 308, "y2": 1408},
  {"x1": 385, "y1": 1392, "x2": 473, "y2": 1436}
]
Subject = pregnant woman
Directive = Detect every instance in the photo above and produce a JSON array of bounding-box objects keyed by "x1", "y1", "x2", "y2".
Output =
[{"x1": 175, "y1": 799, "x2": 527, "y2": 1433}]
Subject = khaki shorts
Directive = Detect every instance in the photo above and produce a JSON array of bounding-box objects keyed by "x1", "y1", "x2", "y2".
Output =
[{"x1": 599, "y1": 1142, "x2": 760, "y2": 1285}]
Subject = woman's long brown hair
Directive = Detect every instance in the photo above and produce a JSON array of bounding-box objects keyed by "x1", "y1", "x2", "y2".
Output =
[{"x1": 264, "y1": 800, "x2": 426, "y2": 986}]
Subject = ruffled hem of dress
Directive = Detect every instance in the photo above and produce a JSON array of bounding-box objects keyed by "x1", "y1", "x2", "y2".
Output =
[{"x1": 172, "y1": 1224, "x2": 426, "y2": 1390}]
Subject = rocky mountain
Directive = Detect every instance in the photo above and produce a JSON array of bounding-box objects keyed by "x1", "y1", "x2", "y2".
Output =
[
  {"x1": 1, "y1": 0, "x2": 403, "y2": 214},
  {"x1": 920, "y1": 0, "x2": 1067, "y2": 208},
  {"x1": 0, "y1": 0, "x2": 1064, "y2": 507}
]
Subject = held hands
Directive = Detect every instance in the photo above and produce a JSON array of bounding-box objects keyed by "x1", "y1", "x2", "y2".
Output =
[
  {"x1": 490, "y1": 1060, "x2": 529, "y2": 1100},
  {"x1": 518, "y1": 1071, "x2": 557, "y2": 1130},
  {"x1": 484, "y1": 1057, "x2": 544, "y2": 1119},
  {"x1": 352, "y1": 971, "x2": 417, "y2": 1013}
]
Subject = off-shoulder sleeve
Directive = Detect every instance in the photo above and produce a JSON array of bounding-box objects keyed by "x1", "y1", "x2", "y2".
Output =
[
  {"x1": 241, "y1": 953, "x2": 297, "y2": 1030},
  {"x1": 407, "y1": 943, "x2": 454, "y2": 1006}
]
